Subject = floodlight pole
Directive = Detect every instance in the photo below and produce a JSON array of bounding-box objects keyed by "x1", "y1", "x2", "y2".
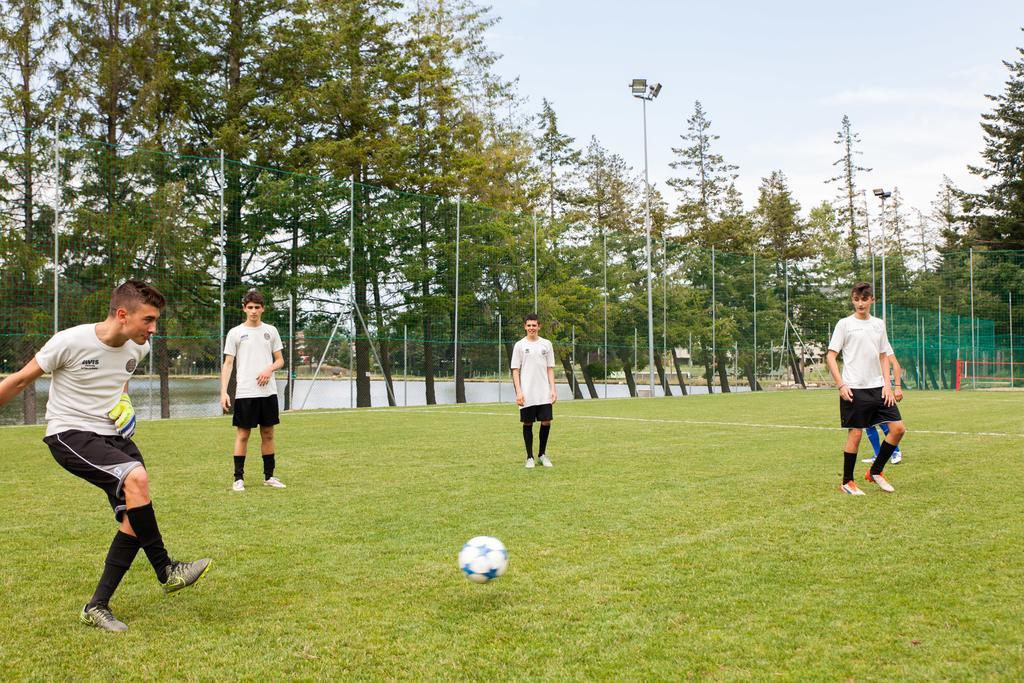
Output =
[
  {"x1": 219, "y1": 150, "x2": 226, "y2": 371},
  {"x1": 53, "y1": 124, "x2": 61, "y2": 335},
  {"x1": 873, "y1": 188, "x2": 891, "y2": 329},
  {"x1": 632, "y1": 79, "x2": 661, "y2": 397}
]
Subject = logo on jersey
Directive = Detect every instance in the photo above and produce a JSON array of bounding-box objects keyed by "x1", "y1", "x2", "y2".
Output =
[
  {"x1": 264, "y1": 332, "x2": 271, "y2": 340},
  {"x1": 125, "y1": 359, "x2": 137, "y2": 373},
  {"x1": 239, "y1": 334, "x2": 249, "y2": 342},
  {"x1": 541, "y1": 348, "x2": 548, "y2": 356},
  {"x1": 112, "y1": 466, "x2": 123, "y2": 477},
  {"x1": 81, "y1": 359, "x2": 100, "y2": 370},
  {"x1": 524, "y1": 349, "x2": 530, "y2": 354}
]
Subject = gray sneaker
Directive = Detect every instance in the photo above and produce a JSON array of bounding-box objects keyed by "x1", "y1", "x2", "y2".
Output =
[
  {"x1": 162, "y1": 558, "x2": 213, "y2": 594},
  {"x1": 80, "y1": 604, "x2": 128, "y2": 632},
  {"x1": 538, "y1": 454, "x2": 553, "y2": 467}
]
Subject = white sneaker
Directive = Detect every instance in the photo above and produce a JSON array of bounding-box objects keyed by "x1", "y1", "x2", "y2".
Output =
[
  {"x1": 891, "y1": 450, "x2": 902, "y2": 464},
  {"x1": 841, "y1": 481, "x2": 866, "y2": 496},
  {"x1": 232, "y1": 479, "x2": 245, "y2": 492},
  {"x1": 264, "y1": 476, "x2": 286, "y2": 488},
  {"x1": 864, "y1": 471, "x2": 895, "y2": 492},
  {"x1": 862, "y1": 457, "x2": 875, "y2": 464},
  {"x1": 538, "y1": 454, "x2": 553, "y2": 467},
  {"x1": 525, "y1": 457, "x2": 535, "y2": 469}
]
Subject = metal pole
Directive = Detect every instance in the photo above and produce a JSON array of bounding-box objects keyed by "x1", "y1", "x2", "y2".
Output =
[
  {"x1": 602, "y1": 225, "x2": 608, "y2": 399},
  {"x1": 970, "y1": 248, "x2": 975, "y2": 388},
  {"x1": 403, "y1": 323, "x2": 408, "y2": 406},
  {"x1": 880, "y1": 195, "x2": 888, "y2": 329},
  {"x1": 662, "y1": 232, "x2": 667, "y2": 364},
  {"x1": 571, "y1": 324, "x2": 576, "y2": 397},
  {"x1": 349, "y1": 175, "x2": 356, "y2": 408},
  {"x1": 53, "y1": 124, "x2": 61, "y2": 334},
  {"x1": 288, "y1": 292, "x2": 294, "y2": 408},
  {"x1": 711, "y1": 246, "x2": 716, "y2": 390},
  {"x1": 148, "y1": 344, "x2": 154, "y2": 421},
  {"x1": 634, "y1": 328, "x2": 637, "y2": 374},
  {"x1": 1009, "y1": 292, "x2": 1014, "y2": 388},
  {"x1": 454, "y1": 197, "x2": 461, "y2": 392},
  {"x1": 642, "y1": 96, "x2": 656, "y2": 396},
  {"x1": 939, "y1": 296, "x2": 943, "y2": 387},
  {"x1": 752, "y1": 252, "x2": 757, "y2": 389},
  {"x1": 219, "y1": 151, "x2": 226, "y2": 370},
  {"x1": 497, "y1": 313, "x2": 502, "y2": 403},
  {"x1": 533, "y1": 213, "x2": 538, "y2": 313},
  {"x1": 916, "y1": 308, "x2": 921, "y2": 388}
]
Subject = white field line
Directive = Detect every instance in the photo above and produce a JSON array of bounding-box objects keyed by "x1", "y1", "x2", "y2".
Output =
[{"x1": 356, "y1": 407, "x2": 1024, "y2": 440}]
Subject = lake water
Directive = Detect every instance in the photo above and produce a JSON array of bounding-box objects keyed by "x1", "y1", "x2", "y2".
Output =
[{"x1": 0, "y1": 376, "x2": 749, "y2": 425}]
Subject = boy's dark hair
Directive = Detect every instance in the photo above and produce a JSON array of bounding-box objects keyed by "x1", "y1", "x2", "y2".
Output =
[
  {"x1": 242, "y1": 289, "x2": 265, "y2": 307},
  {"x1": 524, "y1": 313, "x2": 539, "y2": 323},
  {"x1": 851, "y1": 282, "x2": 874, "y2": 299},
  {"x1": 108, "y1": 279, "x2": 166, "y2": 316}
]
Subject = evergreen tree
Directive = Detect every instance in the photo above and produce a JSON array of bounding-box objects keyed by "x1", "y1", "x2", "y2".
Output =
[
  {"x1": 534, "y1": 98, "x2": 579, "y2": 226},
  {"x1": 826, "y1": 114, "x2": 871, "y2": 269},
  {"x1": 964, "y1": 31, "x2": 1024, "y2": 249},
  {"x1": 667, "y1": 100, "x2": 737, "y2": 234}
]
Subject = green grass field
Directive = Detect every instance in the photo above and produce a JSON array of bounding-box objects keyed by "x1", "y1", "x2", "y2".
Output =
[{"x1": 1, "y1": 390, "x2": 1022, "y2": 680}]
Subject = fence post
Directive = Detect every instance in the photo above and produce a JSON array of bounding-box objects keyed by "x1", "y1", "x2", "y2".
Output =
[
  {"x1": 602, "y1": 225, "x2": 608, "y2": 399},
  {"x1": 497, "y1": 312, "x2": 502, "y2": 403},
  {"x1": 1010, "y1": 292, "x2": 1015, "y2": 388},
  {"x1": 533, "y1": 213, "x2": 538, "y2": 313},
  {"x1": 403, "y1": 323, "x2": 408, "y2": 406},
  {"x1": 752, "y1": 251, "x2": 757, "y2": 389},
  {"x1": 349, "y1": 175, "x2": 356, "y2": 409},
  {"x1": 288, "y1": 292, "x2": 294, "y2": 408},
  {"x1": 454, "y1": 197, "x2": 461, "y2": 397},
  {"x1": 53, "y1": 124, "x2": 61, "y2": 334},
  {"x1": 711, "y1": 246, "x2": 716, "y2": 383},
  {"x1": 970, "y1": 248, "x2": 975, "y2": 388},
  {"x1": 219, "y1": 150, "x2": 226, "y2": 371}
]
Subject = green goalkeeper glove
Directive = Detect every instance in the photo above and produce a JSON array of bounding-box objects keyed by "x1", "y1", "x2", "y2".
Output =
[{"x1": 108, "y1": 393, "x2": 137, "y2": 439}]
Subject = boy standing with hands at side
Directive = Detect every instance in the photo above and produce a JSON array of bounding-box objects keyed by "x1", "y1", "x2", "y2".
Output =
[
  {"x1": 221, "y1": 290, "x2": 286, "y2": 491},
  {"x1": 826, "y1": 283, "x2": 907, "y2": 495}
]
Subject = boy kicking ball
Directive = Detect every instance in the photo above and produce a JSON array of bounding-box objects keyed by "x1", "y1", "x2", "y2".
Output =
[{"x1": 826, "y1": 283, "x2": 907, "y2": 495}]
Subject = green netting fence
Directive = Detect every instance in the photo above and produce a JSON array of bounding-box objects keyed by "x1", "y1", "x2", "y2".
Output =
[{"x1": 1, "y1": 134, "x2": 1021, "y2": 424}]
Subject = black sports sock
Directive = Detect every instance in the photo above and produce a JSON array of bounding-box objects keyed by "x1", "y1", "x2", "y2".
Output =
[
  {"x1": 88, "y1": 531, "x2": 140, "y2": 609},
  {"x1": 125, "y1": 503, "x2": 172, "y2": 582},
  {"x1": 843, "y1": 451, "x2": 857, "y2": 484},
  {"x1": 263, "y1": 453, "x2": 275, "y2": 480},
  {"x1": 233, "y1": 455, "x2": 245, "y2": 481},
  {"x1": 538, "y1": 424, "x2": 550, "y2": 455},
  {"x1": 871, "y1": 441, "x2": 897, "y2": 475},
  {"x1": 522, "y1": 425, "x2": 534, "y2": 459}
]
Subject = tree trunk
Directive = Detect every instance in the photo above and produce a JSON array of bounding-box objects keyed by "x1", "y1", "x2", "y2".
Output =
[
  {"x1": 578, "y1": 359, "x2": 599, "y2": 398},
  {"x1": 716, "y1": 348, "x2": 731, "y2": 393},
  {"x1": 155, "y1": 335, "x2": 171, "y2": 419},
  {"x1": 702, "y1": 346, "x2": 715, "y2": 393},
  {"x1": 743, "y1": 362, "x2": 762, "y2": 391},
  {"x1": 654, "y1": 353, "x2": 672, "y2": 396},
  {"x1": 561, "y1": 355, "x2": 583, "y2": 399},
  {"x1": 670, "y1": 347, "x2": 688, "y2": 395},
  {"x1": 621, "y1": 355, "x2": 638, "y2": 397},
  {"x1": 21, "y1": 341, "x2": 37, "y2": 424},
  {"x1": 787, "y1": 341, "x2": 806, "y2": 389},
  {"x1": 372, "y1": 277, "x2": 396, "y2": 406}
]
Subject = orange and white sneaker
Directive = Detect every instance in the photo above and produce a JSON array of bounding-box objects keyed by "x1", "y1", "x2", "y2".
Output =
[
  {"x1": 841, "y1": 481, "x2": 866, "y2": 495},
  {"x1": 864, "y1": 470, "x2": 895, "y2": 492}
]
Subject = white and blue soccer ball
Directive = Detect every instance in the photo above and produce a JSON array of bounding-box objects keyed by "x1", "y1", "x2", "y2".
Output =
[{"x1": 458, "y1": 536, "x2": 508, "y2": 583}]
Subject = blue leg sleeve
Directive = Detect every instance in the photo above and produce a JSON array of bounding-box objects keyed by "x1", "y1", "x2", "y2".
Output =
[{"x1": 866, "y1": 425, "x2": 883, "y2": 456}]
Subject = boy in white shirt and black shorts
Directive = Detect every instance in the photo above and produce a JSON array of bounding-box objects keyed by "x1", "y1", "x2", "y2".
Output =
[
  {"x1": 0, "y1": 280, "x2": 212, "y2": 632},
  {"x1": 220, "y1": 289, "x2": 285, "y2": 491},
  {"x1": 826, "y1": 282, "x2": 907, "y2": 495},
  {"x1": 511, "y1": 313, "x2": 558, "y2": 469}
]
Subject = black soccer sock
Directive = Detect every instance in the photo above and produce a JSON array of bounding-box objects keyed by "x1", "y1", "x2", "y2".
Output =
[
  {"x1": 263, "y1": 453, "x2": 275, "y2": 480},
  {"x1": 538, "y1": 424, "x2": 550, "y2": 455},
  {"x1": 233, "y1": 455, "x2": 245, "y2": 481},
  {"x1": 88, "y1": 531, "x2": 140, "y2": 609},
  {"x1": 843, "y1": 451, "x2": 857, "y2": 484},
  {"x1": 125, "y1": 503, "x2": 172, "y2": 582},
  {"x1": 522, "y1": 425, "x2": 534, "y2": 459},
  {"x1": 871, "y1": 441, "x2": 897, "y2": 475}
]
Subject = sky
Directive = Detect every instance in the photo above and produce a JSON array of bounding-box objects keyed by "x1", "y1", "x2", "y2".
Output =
[{"x1": 484, "y1": 0, "x2": 1024, "y2": 225}]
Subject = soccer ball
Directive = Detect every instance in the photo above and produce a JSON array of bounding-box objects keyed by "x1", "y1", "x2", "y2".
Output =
[{"x1": 458, "y1": 536, "x2": 508, "y2": 583}]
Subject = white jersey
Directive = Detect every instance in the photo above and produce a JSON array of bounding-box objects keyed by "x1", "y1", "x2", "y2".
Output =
[
  {"x1": 224, "y1": 322, "x2": 283, "y2": 399},
  {"x1": 828, "y1": 314, "x2": 894, "y2": 389},
  {"x1": 34, "y1": 324, "x2": 150, "y2": 437},
  {"x1": 510, "y1": 336, "x2": 555, "y2": 407}
]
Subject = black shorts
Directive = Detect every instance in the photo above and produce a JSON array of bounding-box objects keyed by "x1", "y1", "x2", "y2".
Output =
[
  {"x1": 519, "y1": 403, "x2": 553, "y2": 423},
  {"x1": 43, "y1": 430, "x2": 145, "y2": 521},
  {"x1": 840, "y1": 387, "x2": 903, "y2": 429},
  {"x1": 233, "y1": 395, "x2": 280, "y2": 429}
]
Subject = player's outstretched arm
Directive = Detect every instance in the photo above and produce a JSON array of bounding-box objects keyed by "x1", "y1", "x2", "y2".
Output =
[{"x1": 0, "y1": 358, "x2": 45, "y2": 408}]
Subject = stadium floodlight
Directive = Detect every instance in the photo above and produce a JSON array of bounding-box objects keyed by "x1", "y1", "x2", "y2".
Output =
[
  {"x1": 873, "y1": 188, "x2": 892, "y2": 326},
  {"x1": 630, "y1": 78, "x2": 663, "y2": 396}
]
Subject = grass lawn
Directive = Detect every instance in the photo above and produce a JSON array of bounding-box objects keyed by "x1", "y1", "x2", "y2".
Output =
[{"x1": 1, "y1": 390, "x2": 1022, "y2": 680}]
